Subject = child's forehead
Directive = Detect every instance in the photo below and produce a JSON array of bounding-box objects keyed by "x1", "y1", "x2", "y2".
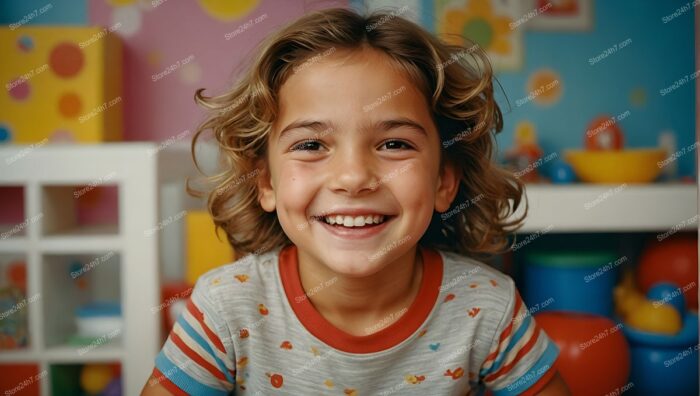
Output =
[{"x1": 272, "y1": 49, "x2": 435, "y2": 141}]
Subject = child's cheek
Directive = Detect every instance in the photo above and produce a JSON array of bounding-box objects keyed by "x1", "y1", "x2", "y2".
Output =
[{"x1": 275, "y1": 161, "x2": 320, "y2": 216}]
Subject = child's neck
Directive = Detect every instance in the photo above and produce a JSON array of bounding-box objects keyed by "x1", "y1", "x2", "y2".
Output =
[{"x1": 297, "y1": 245, "x2": 423, "y2": 337}]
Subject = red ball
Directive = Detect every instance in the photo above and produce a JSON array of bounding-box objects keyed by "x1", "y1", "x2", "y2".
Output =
[
  {"x1": 535, "y1": 311, "x2": 630, "y2": 395},
  {"x1": 585, "y1": 116, "x2": 624, "y2": 150},
  {"x1": 637, "y1": 233, "x2": 698, "y2": 310}
]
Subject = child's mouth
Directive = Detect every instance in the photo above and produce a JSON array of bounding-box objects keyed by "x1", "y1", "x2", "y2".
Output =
[{"x1": 313, "y1": 215, "x2": 395, "y2": 239}]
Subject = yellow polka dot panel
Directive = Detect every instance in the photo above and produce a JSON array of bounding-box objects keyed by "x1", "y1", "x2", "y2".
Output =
[{"x1": 0, "y1": 27, "x2": 123, "y2": 144}]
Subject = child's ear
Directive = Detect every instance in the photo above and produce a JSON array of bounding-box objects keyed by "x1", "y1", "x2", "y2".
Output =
[
  {"x1": 435, "y1": 160, "x2": 460, "y2": 213},
  {"x1": 255, "y1": 157, "x2": 276, "y2": 212}
]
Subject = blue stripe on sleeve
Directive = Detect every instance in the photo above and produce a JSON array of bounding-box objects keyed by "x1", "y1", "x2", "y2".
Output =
[
  {"x1": 155, "y1": 349, "x2": 229, "y2": 396},
  {"x1": 177, "y1": 315, "x2": 235, "y2": 384},
  {"x1": 491, "y1": 340, "x2": 560, "y2": 396},
  {"x1": 480, "y1": 314, "x2": 533, "y2": 377}
]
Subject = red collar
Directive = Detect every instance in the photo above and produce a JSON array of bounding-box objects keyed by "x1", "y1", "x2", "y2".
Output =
[{"x1": 279, "y1": 244, "x2": 443, "y2": 353}]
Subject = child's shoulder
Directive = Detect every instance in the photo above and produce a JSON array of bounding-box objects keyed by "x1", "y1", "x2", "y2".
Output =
[
  {"x1": 435, "y1": 248, "x2": 517, "y2": 312},
  {"x1": 192, "y1": 246, "x2": 284, "y2": 299}
]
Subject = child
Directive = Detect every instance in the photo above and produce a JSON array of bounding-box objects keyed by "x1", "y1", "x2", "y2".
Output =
[{"x1": 143, "y1": 7, "x2": 569, "y2": 396}]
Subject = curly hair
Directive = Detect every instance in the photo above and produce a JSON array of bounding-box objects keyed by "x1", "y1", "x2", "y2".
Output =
[{"x1": 187, "y1": 7, "x2": 528, "y2": 260}]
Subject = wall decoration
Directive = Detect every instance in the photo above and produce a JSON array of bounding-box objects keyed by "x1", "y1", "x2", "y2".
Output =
[
  {"x1": 436, "y1": 0, "x2": 523, "y2": 71},
  {"x1": 525, "y1": 0, "x2": 594, "y2": 31},
  {"x1": 0, "y1": 27, "x2": 123, "y2": 144},
  {"x1": 527, "y1": 68, "x2": 562, "y2": 106}
]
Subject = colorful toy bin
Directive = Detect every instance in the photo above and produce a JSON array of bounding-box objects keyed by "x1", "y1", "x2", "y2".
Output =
[
  {"x1": 523, "y1": 251, "x2": 619, "y2": 317},
  {"x1": 0, "y1": 27, "x2": 123, "y2": 144}
]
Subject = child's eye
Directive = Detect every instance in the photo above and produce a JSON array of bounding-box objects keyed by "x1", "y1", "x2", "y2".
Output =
[
  {"x1": 291, "y1": 139, "x2": 322, "y2": 151},
  {"x1": 380, "y1": 140, "x2": 413, "y2": 150}
]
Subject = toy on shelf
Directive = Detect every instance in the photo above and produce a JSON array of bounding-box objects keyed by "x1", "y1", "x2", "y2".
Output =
[
  {"x1": 548, "y1": 160, "x2": 576, "y2": 184},
  {"x1": 80, "y1": 363, "x2": 121, "y2": 396},
  {"x1": 68, "y1": 302, "x2": 122, "y2": 346},
  {"x1": 0, "y1": 259, "x2": 29, "y2": 349},
  {"x1": 0, "y1": 27, "x2": 123, "y2": 144},
  {"x1": 160, "y1": 281, "x2": 192, "y2": 338},
  {"x1": 637, "y1": 233, "x2": 697, "y2": 310},
  {"x1": 584, "y1": 115, "x2": 624, "y2": 150},
  {"x1": 613, "y1": 243, "x2": 699, "y2": 396},
  {"x1": 523, "y1": 250, "x2": 618, "y2": 317},
  {"x1": 564, "y1": 114, "x2": 667, "y2": 183},
  {"x1": 535, "y1": 311, "x2": 630, "y2": 396},
  {"x1": 503, "y1": 121, "x2": 544, "y2": 183},
  {"x1": 614, "y1": 272, "x2": 682, "y2": 335}
]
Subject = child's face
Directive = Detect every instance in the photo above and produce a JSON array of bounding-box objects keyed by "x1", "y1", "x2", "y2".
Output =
[{"x1": 257, "y1": 47, "x2": 459, "y2": 277}]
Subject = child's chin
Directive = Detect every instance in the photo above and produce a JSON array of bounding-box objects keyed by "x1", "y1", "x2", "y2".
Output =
[{"x1": 324, "y1": 258, "x2": 386, "y2": 279}]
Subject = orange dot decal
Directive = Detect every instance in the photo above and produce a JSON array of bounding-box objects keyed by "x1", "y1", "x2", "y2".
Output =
[
  {"x1": 527, "y1": 69, "x2": 562, "y2": 106},
  {"x1": 58, "y1": 93, "x2": 82, "y2": 118},
  {"x1": 49, "y1": 42, "x2": 84, "y2": 78}
]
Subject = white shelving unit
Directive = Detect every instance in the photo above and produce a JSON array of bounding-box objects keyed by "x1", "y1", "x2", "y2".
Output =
[
  {"x1": 0, "y1": 143, "x2": 194, "y2": 396},
  {"x1": 513, "y1": 183, "x2": 698, "y2": 233}
]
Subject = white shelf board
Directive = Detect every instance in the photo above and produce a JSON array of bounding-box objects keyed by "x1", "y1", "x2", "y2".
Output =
[
  {"x1": 43, "y1": 344, "x2": 123, "y2": 363},
  {"x1": 0, "y1": 348, "x2": 39, "y2": 363},
  {"x1": 513, "y1": 183, "x2": 698, "y2": 233}
]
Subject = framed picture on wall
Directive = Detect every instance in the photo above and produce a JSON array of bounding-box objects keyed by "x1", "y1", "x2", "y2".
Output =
[
  {"x1": 435, "y1": 0, "x2": 525, "y2": 71},
  {"x1": 524, "y1": 0, "x2": 594, "y2": 31}
]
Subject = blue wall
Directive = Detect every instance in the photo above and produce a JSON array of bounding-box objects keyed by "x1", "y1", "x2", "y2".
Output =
[
  {"x1": 495, "y1": 1, "x2": 695, "y2": 177},
  {"x1": 0, "y1": 0, "x2": 86, "y2": 25}
]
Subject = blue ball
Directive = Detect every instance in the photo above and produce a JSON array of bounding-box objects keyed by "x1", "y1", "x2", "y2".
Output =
[
  {"x1": 646, "y1": 282, "x2": 685, "y2": 318},
  {"x1": 550, "y1": 161, "x2": 576, "y2": 184}
]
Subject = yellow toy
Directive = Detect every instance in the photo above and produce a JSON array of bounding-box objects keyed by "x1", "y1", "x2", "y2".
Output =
[
  {"x1": 185, "y1": 211, "x2": 234, "y2": 285},
  {"x1": 614, "y1": 270, "x2": 682, "y2": 335}
]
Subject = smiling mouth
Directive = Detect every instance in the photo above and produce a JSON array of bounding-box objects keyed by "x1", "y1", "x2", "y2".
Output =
[{"x1": 313, "y1": 215, "x2": 393, "y2": 227}]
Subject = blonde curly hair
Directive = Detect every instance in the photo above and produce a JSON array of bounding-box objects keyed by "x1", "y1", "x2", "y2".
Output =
[{"x1": 187, "y1": 7, "x2": 528, "y2": 260}]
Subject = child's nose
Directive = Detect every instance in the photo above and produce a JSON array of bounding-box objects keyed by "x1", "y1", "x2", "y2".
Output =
[{"x1": 327, "y1": 148, "x2": 379, "y2": 195}]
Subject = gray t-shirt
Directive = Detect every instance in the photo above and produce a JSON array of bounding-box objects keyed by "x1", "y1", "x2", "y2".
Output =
[{"x1": 152, "y1": 244, "x2": 559, "y2": 395}]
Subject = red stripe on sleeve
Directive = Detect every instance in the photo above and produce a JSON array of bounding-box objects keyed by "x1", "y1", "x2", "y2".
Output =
[
  {"x1": 519, "y1": 361, "x2": 559, "y2": 396},
  {"x1": 483, "y1": 292, "x2": 524, "y2": 364},
  {"x1": 186, "y1": 297, "x2": 227, "y2": 354},
  {"x1": 171, "y1": 330, "x2": 228, "y2": 381},
  {"x1": 151, "y1": 367, "x2": 190, "y2": 396},
  {"x1": 484, "y1": 325, "x2": 542, "y2": 383}
]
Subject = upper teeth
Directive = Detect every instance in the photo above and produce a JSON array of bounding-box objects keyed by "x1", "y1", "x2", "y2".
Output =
[{"x1": 322, "y1": 214, "x2": 386, "y2": 227}]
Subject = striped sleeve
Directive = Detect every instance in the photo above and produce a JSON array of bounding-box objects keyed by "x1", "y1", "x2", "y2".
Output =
[
  {"x1": 150, "y1": 277, "x2": 236, "y2": 395},
  {"x1": 478, "y1": 284, "x2": 559, "y2": 396}
]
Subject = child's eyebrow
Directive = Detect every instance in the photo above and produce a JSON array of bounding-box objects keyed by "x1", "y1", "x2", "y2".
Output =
[{"x1": 277, "y1": 117, "x2": 428, "y2": 141}]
